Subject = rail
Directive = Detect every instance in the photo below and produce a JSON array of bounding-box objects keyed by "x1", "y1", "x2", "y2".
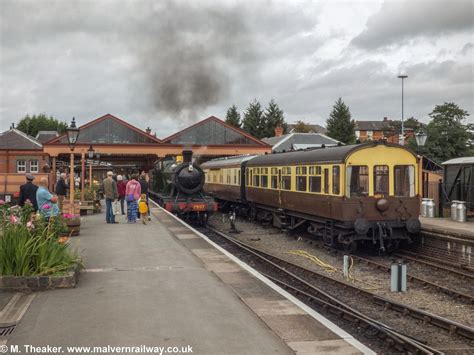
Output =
[{"x1": 204, "y1": 226, "x2": 453, "y2": 354}]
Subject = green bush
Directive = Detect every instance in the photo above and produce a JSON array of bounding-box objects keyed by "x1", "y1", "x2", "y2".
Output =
[{"x1": 0, "y1": 203, "x2": 82, "y2": 276}]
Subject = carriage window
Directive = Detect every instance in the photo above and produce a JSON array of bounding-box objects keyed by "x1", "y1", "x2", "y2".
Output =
[
  {"x1": 324, "y1": 169, "x2": 329, "y2": 193},
  {"x1": 261, "y1": 168, "x2": 268, "y2": 188},
  {"x1": 281, "y1": 167, "x2": 291, "y2": 190},
  {"x1": 394, "y1": 165, "x2": 415, "y2": 197},
  {"x1": 238, "y1": 170, "x2": 241, "y2": 184},
  {"x1": 253, "y1": 169, "x2": 260, "y2": 187},
  {"x1": 247, "y1": 169, "x2": 251, "y2": 186},
  {"x1": 296, "y1": 166, "x2": 307, "y2": 192},
  {"x1": 374, "y1": 165, "x2": 389, "y2": 196},
  {"x1": 332, "y1": 166, "x2": 340, "y2": 195},
  {"x1": 348, "y1": 166, "x2": 369, "y2": 197},
  {"x1": 309, "y1": 166, "x2": 321, "y2": 193}
]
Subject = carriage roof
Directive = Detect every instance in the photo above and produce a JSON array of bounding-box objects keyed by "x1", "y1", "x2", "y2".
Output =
[{"x1": 246, "y1": 142, "x2": 416, "y2": 166}]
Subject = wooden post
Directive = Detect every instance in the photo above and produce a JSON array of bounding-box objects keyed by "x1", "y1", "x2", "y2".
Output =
[
  {"x1": 81, "y1": 151, "x2": 85, "y2": 201},
  {"x1": 89, "y1": 162, "x2": 93, "y2": 188},
  {"x1": 69, "y1": 151, "x2": 74, "y2": 214},
  {"x1": 52, "y1": 156, "x2": 57, "y2": 190},
  {"x1": 438, "y1": 178, "x2": 443, "y2": 218}
]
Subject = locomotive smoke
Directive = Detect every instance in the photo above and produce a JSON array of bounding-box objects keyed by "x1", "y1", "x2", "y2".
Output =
[{"x1": 132, "y1": 1, "x2": 255, "y2": 123}]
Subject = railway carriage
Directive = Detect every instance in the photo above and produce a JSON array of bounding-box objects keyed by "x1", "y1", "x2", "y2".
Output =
[{"x1": 202, "y1": 142, "x2": 421, "y2": 252}]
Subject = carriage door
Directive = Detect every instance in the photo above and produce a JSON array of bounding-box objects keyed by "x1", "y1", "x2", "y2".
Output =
[
  {"x1": 324, "y1": 168, "x2": 329, "y2": 194},
  {"x1": 278, "y1": 168, "x2": 282, "y2": 206}
]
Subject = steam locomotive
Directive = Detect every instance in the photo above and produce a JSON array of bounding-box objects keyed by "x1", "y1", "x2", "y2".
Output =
[
  {"x1": 150, "y1": 150, "x2": 217, "y2": 224},
  {"x1": 202, "y1": 142, "x2": 421, "y2": 252}
]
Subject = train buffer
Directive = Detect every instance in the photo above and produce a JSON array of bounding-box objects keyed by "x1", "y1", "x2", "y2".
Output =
[{"x1": 1, "y1": 205, "x2": 373, "y2": 354}]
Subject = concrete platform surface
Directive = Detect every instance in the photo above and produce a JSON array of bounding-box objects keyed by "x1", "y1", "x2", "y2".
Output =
[
  {"x1": 420, "y1": 216, "x2": 474, "y2": 239},
  {"x1": 1, "y1": 206, "x2": 372, "y2": 354}
]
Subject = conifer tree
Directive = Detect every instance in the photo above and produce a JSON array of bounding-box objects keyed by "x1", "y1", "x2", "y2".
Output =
[
  {"x1": 263, "y1": 99, "x2": 287, "y2": 137},
  {"x1": 242, "y1": 100, "x2": 265, "y2": 138},
  {"x1": 225, "y1": 104, "x2": 241, "y2": 128},
  {"x1": 326, "y1": 98, "x2": 356, "y2": 144}
]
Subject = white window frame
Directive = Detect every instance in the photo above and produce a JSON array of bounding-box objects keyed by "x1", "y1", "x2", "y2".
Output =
[
  {"x1": 30, "y1": 160, "x2": 39, "y2": 173},
  {"x1": 367, "y1": 130, "x2": 373, "y2": 140},
  {"x1": 17, "y1": 160, "x2": 27, "y2": 173}
]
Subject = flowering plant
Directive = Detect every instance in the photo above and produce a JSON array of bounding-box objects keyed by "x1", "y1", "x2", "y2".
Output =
[
  {"x1": 0, "y1": 203, "x2": 80, "y2": 276},
  {"x1": 62, "y1": 213, "x2": 79, "y2": 219}
]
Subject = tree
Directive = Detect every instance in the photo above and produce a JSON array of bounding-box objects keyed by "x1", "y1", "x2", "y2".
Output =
[
  {"x1": 262, "y1": 99, "x2": 287, "y2": 137},
  {"x1": 292, "y1": 120, "x2": 313, "y2": 133},
  {"x1": 242, "y1": 100, "x2": 265, "y2": 139},
  {"x1": 421, "y1": 102, "x2": 470, "y2": 163},
  {"x1": 384, "y1": 117, "x2": 421, "y2": 138},
  {"x1": 16, "y1": 114, "x2": 67, "y2": 137},
  {"x1": 326, "y1": 98, "x2": 356, "y2": 144},
  {"x1": 225, "y1": 105, "x2": 241, "y2": 128}
]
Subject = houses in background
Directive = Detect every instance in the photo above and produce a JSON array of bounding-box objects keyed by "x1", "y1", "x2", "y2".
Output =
[{"x1": 355, "y1": 117, "x2": 415, "y2": 144}]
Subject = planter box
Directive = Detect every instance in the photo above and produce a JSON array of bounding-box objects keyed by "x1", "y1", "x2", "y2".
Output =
[{"x1": 0, "y1": 264, "x2": 80, "y2": 291}]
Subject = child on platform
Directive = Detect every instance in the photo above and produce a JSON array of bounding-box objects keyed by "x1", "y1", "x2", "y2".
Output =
[{"x1": 138, "y1": 194, "x2": 149, "y2": 224}]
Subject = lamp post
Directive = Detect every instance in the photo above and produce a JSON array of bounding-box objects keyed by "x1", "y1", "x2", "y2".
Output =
[
  {"x1": 87, "y1": 145, "x2": 95, "y2": 188},
  {"x1": 415, "y1": 129, "x2": 428, "y2": 198},
  {"x1": 66, "y1": 117, "x2": 80, "y2": 214},
  {"x1": 398, "y1": 74, "x2": 408, "y2": 145}
]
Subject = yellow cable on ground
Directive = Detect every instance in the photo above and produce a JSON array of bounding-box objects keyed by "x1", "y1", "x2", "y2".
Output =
[
  {"x1": 287, "y1": 250, "x2": 338, "y2": 272},
  {"x1": 287, "y1": 250, "x2": 380, "y2": 290}
]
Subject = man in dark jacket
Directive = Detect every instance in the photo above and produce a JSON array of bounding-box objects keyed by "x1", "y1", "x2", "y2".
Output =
[
  {"x1": 55, "y1": 172, "x2": 68, "y2": 212},
  {"x1": 18, "y1": 174, "x2": 38, "y2": 210}
]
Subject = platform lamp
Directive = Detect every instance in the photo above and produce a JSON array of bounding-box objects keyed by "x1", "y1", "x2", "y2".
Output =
[
  {"x1": 66, "y1": 117, "x2": 80, "y2": 214},
  {"x1": 87, "y1": 145, "x2": 95, "y2": 188},
  {"x1": 415, "y1": 129, "x2": 428, "y2": 199}
]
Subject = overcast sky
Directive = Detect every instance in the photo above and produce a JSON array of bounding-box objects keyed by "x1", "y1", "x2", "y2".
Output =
[{"x1": 1, "y1": 0, "x2": 473, "y2": 138}]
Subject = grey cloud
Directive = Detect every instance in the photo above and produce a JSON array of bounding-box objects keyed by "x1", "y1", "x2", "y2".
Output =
[{"x1": 352, "y1": 1, "x2": 474, "y2": 49}]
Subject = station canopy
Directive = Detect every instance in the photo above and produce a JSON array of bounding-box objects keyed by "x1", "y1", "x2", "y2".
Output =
[
  {"x1": 163, "y1": 116, "x2": 265, "y2": 146},
  {"x1": 54, "y1": 114, "x2": 161, "y2": 144}
]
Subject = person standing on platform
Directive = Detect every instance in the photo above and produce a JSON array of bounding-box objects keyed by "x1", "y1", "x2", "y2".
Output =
[
  {"x1": 138, "y1": 171, "x2": 151, "y2": 221},
  {"x1": 55, "y1": 172, "x2": 68, "y2": 212},
  {"x1": 125, "y1": 174, "x2": 141, "y2": 223},
  {"x1": 103, "y1": 171, "x2": 118, "y2": 224},
  {"x1": 37, "y1": 177, "x2": 59, "y2": 219},
  {"x1": 138, "y1": 194, "x2": 149, "y2": 224},
  {"x1": 18, "y1": 173, "x2": 38, "y2": 211},
  {"x1": 117, "y1": 175, "x2": 126, "y2": 215}
]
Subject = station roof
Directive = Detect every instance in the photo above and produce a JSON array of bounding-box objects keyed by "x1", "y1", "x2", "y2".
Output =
[
  {"x1": 442, "y1": 157, "x2": 474, "y2": 165},
  {"x1": 262, "y1": 133, "x2": 340, "y2": 153},
  {"x1": 47, "y1": 114, "x2": 162, "y2": 145},
  {"x1": 162, "y1": 116, "x2": 269, "y2": 146},
  {"x1": 36, "y1": 130, "x2": 59, "y2": 143},
  {"x1": 0, "y1": 129, "x2": 43, "y2": 150}
]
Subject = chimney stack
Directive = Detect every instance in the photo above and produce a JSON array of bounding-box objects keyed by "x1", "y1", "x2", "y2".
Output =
[
  {"x1": 383, "y1": 117, "x2": 388, "y2": 122},
  {"x1": 145, "y1": 127, "x2": 151, "y2": 134},
  {"x1": 274, "y1": 125, "x2": 284, "y2": 137}
]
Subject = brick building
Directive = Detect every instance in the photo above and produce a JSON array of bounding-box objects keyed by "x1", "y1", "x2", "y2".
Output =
[
  {"x1": 0, "y1": 128, "x2": 50, "y2": 201},
  {"x1": 355, "y1": 117, "x2": 414, "y2": 144}
]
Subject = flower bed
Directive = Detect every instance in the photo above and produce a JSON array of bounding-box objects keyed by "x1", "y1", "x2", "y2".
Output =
[{"x1": 0, "y1": 200, "x2": 82, "y2": 290}]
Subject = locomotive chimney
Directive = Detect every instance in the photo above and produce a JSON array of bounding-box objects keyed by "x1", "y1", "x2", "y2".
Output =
[
  {"x1": 274, "y1": 125, "x2": 284, "y2": 137},
  {"x1": 182, "y1": 150, "x2": 193, "y2": 163}
]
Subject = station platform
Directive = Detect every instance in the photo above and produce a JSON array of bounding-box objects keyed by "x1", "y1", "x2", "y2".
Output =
[
  {"x1": 420, "y1": 216, "x2": 474, "y2": 239},
  {"x1": 1, "y1": 205, "x2": 372, "y2": 354}
]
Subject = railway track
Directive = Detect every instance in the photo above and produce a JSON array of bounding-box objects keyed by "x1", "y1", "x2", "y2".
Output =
[
  {"x1": 395, "y1": 250, "x2": 474, "y2": 276},
  {"x1": 331, "y1": 252, "x2": 474, "y2": 305},
  {"x1": 204, "y1": 226, "x2": 474, "y2": 354}
]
